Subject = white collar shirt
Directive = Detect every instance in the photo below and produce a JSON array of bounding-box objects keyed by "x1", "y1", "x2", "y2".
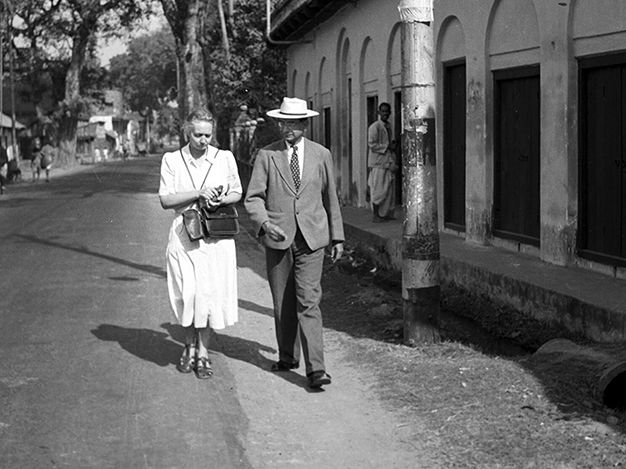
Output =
[{"x1": 181, "y1": 145, "x2": 218, "y2": 187}]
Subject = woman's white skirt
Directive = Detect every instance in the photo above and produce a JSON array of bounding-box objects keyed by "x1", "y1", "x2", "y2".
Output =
[{"x1": 166, "y1": 216, "x2": 238, "y2": 329}]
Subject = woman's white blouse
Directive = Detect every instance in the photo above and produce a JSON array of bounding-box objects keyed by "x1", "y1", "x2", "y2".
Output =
[{"x1": 159, "y1": 144, "x2": 242, "y2": 215}]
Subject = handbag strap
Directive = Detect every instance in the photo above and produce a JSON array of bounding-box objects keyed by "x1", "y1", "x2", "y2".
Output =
[{"x1": 179, "y1": 148, "x2": 219, "y2": 191}]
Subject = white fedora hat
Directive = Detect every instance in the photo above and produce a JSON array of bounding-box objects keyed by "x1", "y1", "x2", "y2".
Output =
[{"x1": 266, "y1": 97, "x2": 319, "y2": 119}]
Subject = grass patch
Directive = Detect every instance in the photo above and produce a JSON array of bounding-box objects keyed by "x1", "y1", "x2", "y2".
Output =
[{"x1": 321, "y1": 247, "x2": 626, "y2": 468}]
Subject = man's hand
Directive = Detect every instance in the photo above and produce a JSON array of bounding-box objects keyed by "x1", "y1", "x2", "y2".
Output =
[
  {"x1": 263, "y1": 221, "x2": 286, "y2": 242},
  {"x1": 331, "y1": 242, "x2": 344, "y2": 263}
]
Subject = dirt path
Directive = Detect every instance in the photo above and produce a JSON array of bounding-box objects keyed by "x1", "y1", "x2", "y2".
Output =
[
  {"x1": 222, "y1": 229, "x2": 426, "y2": 468},
  {"x1": 4, "y1": 156, "x2": 623, "y2": 468},
  {"x1": 223, "y1": 209, "x2": 626, "y2": 468}
]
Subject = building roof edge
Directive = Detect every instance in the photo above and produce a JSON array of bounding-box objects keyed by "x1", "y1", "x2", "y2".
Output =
[{"x1": 271, "y1": 0, "x2": 353, "y2": 41}]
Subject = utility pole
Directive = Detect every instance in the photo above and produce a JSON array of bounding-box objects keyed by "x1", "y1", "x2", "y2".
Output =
[
  {"x1": 398, "y1": 0, "x2": 440, "y2": 345},
  {"x1": 8, "y1": 4, "x2": 15, "y2": 157},
  {"x1": 0, "y1": 2, "x2": 4, "y2": 139}
]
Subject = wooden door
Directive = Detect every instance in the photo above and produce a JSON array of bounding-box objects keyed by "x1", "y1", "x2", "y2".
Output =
[
  {"x1": 580, "y1": 55, "x2": 626, "y2": 265},
  {"x1": 346, "y1": 78, "x2": 354, "y2": 203},
  {"x1": 366, "y1": 96, "x2": 379, "y2": 127},
  {"x1": 366, "y1": 96, "x2": 378, "y2": 203},
  {"x1": 323, "y1": 107, "x2": 331, "y2": 149},
  {"x1": 443, "y1": 62, "x2": 466, "y2": 231},
  {"x1": 494, "y1": 67, "x2": 540, "y2": 245}
]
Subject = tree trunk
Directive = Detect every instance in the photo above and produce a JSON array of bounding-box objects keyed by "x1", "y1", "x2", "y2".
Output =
[
  {"x1": 399, "y1": 0, "x2": 441, "y2": 346},
  {"x1": 217, "y1": 0, "x2": 230, "y2": 60},
  {"x1": 228, "y1": 0, "x2": 237, "y2": 38},
  {"x1": 57, "y1": 23, "x2": 91, "y2": 166},
  {"x1": 164, "y1": 0, "x2": 208, "y2": 128}
]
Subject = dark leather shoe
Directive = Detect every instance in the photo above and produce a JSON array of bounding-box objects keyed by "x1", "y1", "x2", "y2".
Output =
[
  {"x1": 271, "y1": 361, "x2": 299, "y2": 372},
  {"x1": 307, "y1": 371, "x2": 331, "y2": 388}
]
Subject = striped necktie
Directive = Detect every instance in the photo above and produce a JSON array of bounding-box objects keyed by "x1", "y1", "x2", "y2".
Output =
[{"x1": 290, "y1": 145, "x2": 300, "y2": 191}]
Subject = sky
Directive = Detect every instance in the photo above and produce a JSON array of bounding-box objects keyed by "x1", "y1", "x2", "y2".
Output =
[{"x1": 98, "y1": 39, "x2": 128, "y2": 67}]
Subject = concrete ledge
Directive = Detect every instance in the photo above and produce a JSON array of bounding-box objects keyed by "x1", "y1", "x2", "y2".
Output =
[{"x1": 342, "y1": 206, "x2": 626, "y2": 343}]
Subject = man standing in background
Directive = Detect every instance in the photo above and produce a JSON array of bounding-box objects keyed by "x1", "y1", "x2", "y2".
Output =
[{"x1": 367, "y1": 102, "x2": 398, "y2": 222}]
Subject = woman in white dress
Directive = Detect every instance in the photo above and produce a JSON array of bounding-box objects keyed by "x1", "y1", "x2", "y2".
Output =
[{"x1": 158, "y1": 108, "x2": 242, "y2": 379}]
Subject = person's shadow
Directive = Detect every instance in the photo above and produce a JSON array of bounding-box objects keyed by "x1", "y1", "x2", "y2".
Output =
[
  {"x1": 159, "y1": 321, "x2": 277, "y2": 369},
  {"x1": 91, "y1": 324, "x2": 181, "y2": 367},
  {"x1": 91, "y1": 322, "x2": 320, "y2": 391},
  {"x1": 160, "y1": 322, "x2": 317, "y2": 391},
  {"x1": 237, "y1": 298, "x2": 273, "y2": 318}
]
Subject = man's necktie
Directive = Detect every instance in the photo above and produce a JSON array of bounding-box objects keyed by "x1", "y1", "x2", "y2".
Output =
[{"x1": 290, "y1": 145, "x2": 301, "y2": 191}]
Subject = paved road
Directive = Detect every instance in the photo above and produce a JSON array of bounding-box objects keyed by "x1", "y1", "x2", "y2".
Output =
[{"x1": 0, "y1": 157, "x2": 418, "y2": 468}]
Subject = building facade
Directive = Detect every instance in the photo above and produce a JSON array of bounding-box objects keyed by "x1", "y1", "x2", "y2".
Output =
[{"x1": 271, "y1": 0, "x2": 626, "y2": 278}]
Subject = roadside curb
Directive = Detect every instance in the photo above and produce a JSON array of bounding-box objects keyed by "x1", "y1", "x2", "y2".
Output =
[{"x1": 341, "y1": 206, "x2": 626, "y2": 343}]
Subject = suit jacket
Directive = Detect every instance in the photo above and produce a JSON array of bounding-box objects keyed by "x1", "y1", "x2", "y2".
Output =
[{"x1": 244, "y1": 137, "x2": 344, "y2": 251}]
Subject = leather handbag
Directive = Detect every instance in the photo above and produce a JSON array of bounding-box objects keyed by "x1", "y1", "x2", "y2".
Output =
[
  {"x1": 179, "y1": 148, "x2": 239, "y2": 240},
  {"x1": 182, "y1": 207, "x2": 205, "y2": 241},
  {"x1": 180, "y1": 149, "x2": 216, "y2": 242},
  {"x1": 200, "y1": 203, "x2": 239, "y2": 237}
]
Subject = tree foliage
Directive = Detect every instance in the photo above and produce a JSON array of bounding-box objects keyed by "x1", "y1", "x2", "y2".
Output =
[
  {"x1": 204, "y1": 0, "x2": 286, "y2": 145},
  {"x1": 8, "y1": 0, "x2": 154, "y2": 163},
  {"x1": 161, "y1": 0, "x2": 209, "y2": 124},
  {"x1": 108, "y1": 28, "x2": 177, "y2": 112},
  {"x1": 155, "y1": 0, "x2": 286, "y2": 147},
  {"x1": 108, "y1": 28, "x2": 179, "y2": 139}
]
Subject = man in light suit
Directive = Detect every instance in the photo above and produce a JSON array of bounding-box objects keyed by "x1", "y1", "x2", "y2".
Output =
[{"x1": 245, "y1": 97, "x2": 344, "y2": 389}]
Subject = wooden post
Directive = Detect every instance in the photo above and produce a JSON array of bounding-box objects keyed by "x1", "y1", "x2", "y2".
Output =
[
  {"x1": 398, "y1": 0, "x2": 440, "y2": 345},
  {"x1": 8, "y1": 13, "x2": 16, "y2": 156}
]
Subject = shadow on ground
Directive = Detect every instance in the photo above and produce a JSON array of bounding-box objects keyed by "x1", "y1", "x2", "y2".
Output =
[
  {"x1": 91, "y1": 324, "x2": 180, "y2": 367},
  {"x1": 13, "y1": 234, "x2": 166, "y2": 278},
  {"x1": 160, "y1": 322, "x2": 316, "y2": 391}
]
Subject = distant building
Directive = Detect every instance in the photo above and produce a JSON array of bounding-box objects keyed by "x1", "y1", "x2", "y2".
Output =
[
  {"x1": 0, "y1": 112, "x2": 26, "y2": 158},
  {"x1": 270, "y1": 0, "x2": 626, "y2": 277},
  {"x1": 79, "y1": 89, "x2": 147, "y2": 161}
]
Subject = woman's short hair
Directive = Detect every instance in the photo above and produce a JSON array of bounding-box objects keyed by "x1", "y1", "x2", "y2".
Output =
[{"x1": 182, "y1": 107, "x2": 214, "y2": 137}]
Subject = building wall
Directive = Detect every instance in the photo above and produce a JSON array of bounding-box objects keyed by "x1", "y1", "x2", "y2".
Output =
[
  {"x1": 433, "y1": 0, "x2": 626, "y2": 277},
  {"x1": 281, "y1": 0, "x2": 626, "y2": 277},
  {"x1": 286, "y1": 0, "x2": 401, "y2": 207}
]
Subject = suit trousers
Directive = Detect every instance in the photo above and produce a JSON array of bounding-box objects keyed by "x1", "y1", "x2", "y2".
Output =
[{"x1": 265, "y1": 229, "x2": 325, "y2": 375}]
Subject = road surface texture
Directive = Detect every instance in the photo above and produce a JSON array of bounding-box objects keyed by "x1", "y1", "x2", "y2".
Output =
[
  {"x1": 3, "y1": 156, "x2": 626, "y2": 468},
  {"x1": 0, "y1": 157, "x2": 420, "y2": 468}
]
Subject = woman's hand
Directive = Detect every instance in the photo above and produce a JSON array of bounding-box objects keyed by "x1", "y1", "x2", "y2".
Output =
[{"x1": 199, "y1": 185, "x2": 224, "y2": 207}]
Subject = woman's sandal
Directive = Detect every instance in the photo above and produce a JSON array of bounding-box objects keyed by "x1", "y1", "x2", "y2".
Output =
[
  {"x1": 194, "y1": 356, "x2": 213, "y2": 379},
  {"x1": 176, "y1": 345, "x2": 196, "y2": 373}
]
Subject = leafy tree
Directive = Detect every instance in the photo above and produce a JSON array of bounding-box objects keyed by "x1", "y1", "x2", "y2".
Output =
[
  {"x1": 108, "y1": 28, "x2": 179, "y2": 139},
  {"x1": 9, "y1": 0, "x2": 154, "y2": 164},
  {"x1": 202, "y1": 0, "x2": 286, "y2": 146},
  {"x1": 108, "y1": 27, "x2": 177, "y2": 112},
  {"x1": 161, "y1": 0, "x2": 210, "y2": 124},
  {"x1": 160, "y1": 0, "x2": 286, "y2": 146},
  {"x1": 152, "y1": 104, "x2": 179, "y2": 143}
]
